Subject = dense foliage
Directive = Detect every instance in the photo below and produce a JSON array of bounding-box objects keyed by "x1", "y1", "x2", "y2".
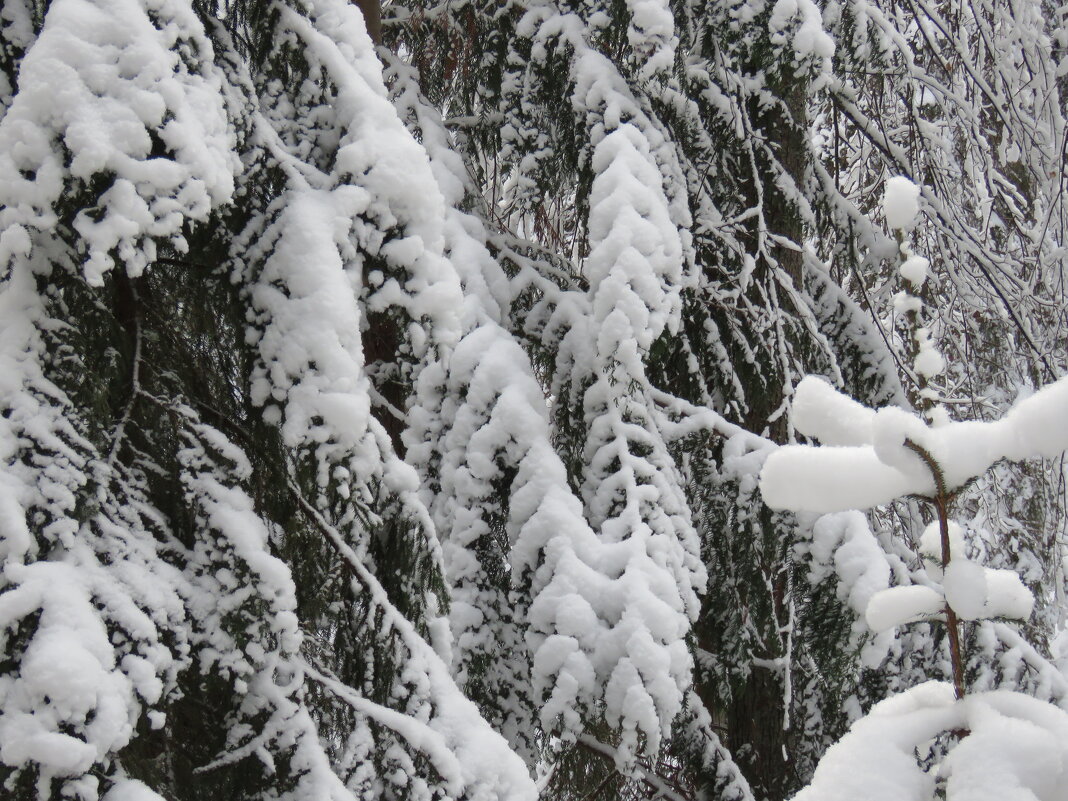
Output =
[{"x1": 0, "y1": 0, "x2": 1065, "y2": 799}]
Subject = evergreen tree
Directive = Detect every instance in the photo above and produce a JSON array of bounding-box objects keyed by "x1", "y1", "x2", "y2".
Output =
[
  {"x1": 3, "y1": 0, "x2": 1067, "y2": 798},
  {"x1": 385, "y1": 0, "x2": 1068, "y2": 797},
  {"x1": 0, "y1": 0, "x2": 535, "y2": 799}
]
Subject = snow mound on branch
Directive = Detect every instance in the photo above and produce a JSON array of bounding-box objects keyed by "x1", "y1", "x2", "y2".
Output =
[
  {"x1": 795, "y1": 682, "x2": 1068, "y2": 801},
  {"x1": 862, "y1": 556, "x2": 1032, "y2": 632},
  {"x1": 761, "y1": 374, "x2": 1068, "y2": 513},
  {"x1": 810, "y1": 512, "x2": 890, "y2": 615},
  {"x1": 585, "y1": 121, "x2": 685, "y2": 346},
  {"x1": 570, "y1": 106, "x2": 702, "y2": 768},
  {"x1": 793, "y1": 376, "x2": 876, "y2": 446},
  {"x1": 496, "y1": 17, "x2": 704, "y2": 769},
  {"x1": 919, "y1": 520, "x2": 967, "y2": 564},
  {"x1": 768, "y1": 0, "x2": 835, "y2": 60},
  {"x1": 0, "y1": 258, "x2": 189, "y2": 795},
  {"x1": 900, "y1": 255, "x2": 929, "y2": 286},
  {"x1": 942, "y1": 559, "x2": 988, "y2": 620},
  {"x1": 942, "y1": 559, "x2": 1034, "y2": 622},
  {"x1": 807, "y1": 512, "x2": 896, "y2": 665},
  {"x1": 101, "y1": 780, "x2": 168, "y2": 801},
  {"x1": 0, "y1": 562, "x2": 142, "y2": 782},
  {"x1": 0, "y1": 0, "x2": 237, "y2": 285},
  {"x1": 624, "y1": 0, "x2": 677, "y2": 75},
  {"x1": 883, "y1": 176, "x2": 921, "y2": 230},
  {"x1": 865, "y1": 585, "x2": 945, "y2": 631}
]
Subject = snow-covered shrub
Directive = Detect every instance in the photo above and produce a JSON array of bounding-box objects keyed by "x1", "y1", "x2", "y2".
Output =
[{"x1": 761, "y1": 370, "x2": 1068, "y2": 798}]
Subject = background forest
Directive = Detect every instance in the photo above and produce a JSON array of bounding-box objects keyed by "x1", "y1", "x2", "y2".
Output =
[{"x1": 1, "y1": 0, "x2": 1067, "y2": 799}]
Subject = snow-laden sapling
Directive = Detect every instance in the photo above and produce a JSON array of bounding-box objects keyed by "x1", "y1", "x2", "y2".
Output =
[
  {"x1": 760, "y1": 371, "x2": 1068, "y2": 799},
  {"x1": 758, "y1": 177, "x2": 1068, "y2": 799}
]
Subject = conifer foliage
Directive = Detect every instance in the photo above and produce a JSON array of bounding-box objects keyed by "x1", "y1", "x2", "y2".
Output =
[
  {"x1": 0, "y1": 0, "x2": 533, "y2": 799},
  {"x1": 2, "y1": 0, "x2": 1068, "y2": 799}
]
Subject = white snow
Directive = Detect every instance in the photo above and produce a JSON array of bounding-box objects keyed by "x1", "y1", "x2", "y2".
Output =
[
  {"x1": 101, "y1": 780, "x2": 168, "y2": 801},
  {"x1": 796, "y1": 682, "x2": 1068, "y2": 801},
  {"x1": 625, "y1": 0, "x2": 677, "y2": 75},
  {"x1": 807, "y1": 512, "x2": 896, "y2": 665},
  {"x1": 983, "y1": 568, "x2": 1035, "y2": 620},
  {"x1": 768, "y1": 0, "x2": 836, "y2": 59},
  {"x1": 0, "y1": 563, "x2": 133, "y2": 781},
  {"x1": 761, "y1": 373, "x2": 1068, "y2": 513},
  {"x1": 918, "y1": 519, "x2": 967, "y2": 563},
  {"x1": 0, "y1": 255, "x2": 191, "y2": 797},
  {"x1": 496, "y1": 19, "x2": 706, "y2": 770},
  {"x1": 792, "y1": 376, "x2": 876, "y2": 446},
  {"x1": 939, "y1": 558, "x2": 1034, "y2": 622},
  {"x1": 294, "y1": 495, "x2": 539, "y2": 801},
  {"x1": 810, "y1": 512, "x2": 891, "y2": 616},
  {"x1": 899, "y1": 255, "x2": 929, "y2": 286},
  {"x1": 0, "y1": 0, "x2": 238, "y2": 285},
  {"x1": 913, "y1": 328, "x2": 945, "y2": 378},
  {"x1": 760, "y1": 443, "x2": 917, "y2": 513},
  {"x1": 883, "y1": 176, "x2": 921, "y2": 230},
  {"x1": 865, "y1": 585, "x2": 945, "y2": 631},
  {"x1": 942, "y1": 558, "x2": 989, "y2": 620},
  {"x1": 893, "y1": 291, "x2": 923, "y2": 316}
]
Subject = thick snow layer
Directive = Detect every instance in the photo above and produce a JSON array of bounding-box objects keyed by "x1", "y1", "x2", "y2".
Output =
[
  {"x1": 768, "y1": 0, "x2": 835, "y2": 59},
  {"x1": 414, "y1": 321, "x2": 601, "y2": 760},
  {"x1": 245, "y1": 0, "x2": 462, "y2": 548},
  {"x1": 254, "y1": 6, "x2": 536, "y2": 797},
  {"x1": 760, "y1": 443, "x2": 917, "y2": 513},
  {"x1": 0, "y1": 0, "x2": 237, "y2": 284},
  {"x1": 387, "y1": 45, "x2": 699, "y2": 768},
  {"x1": 101, "y1": 780, "x2": 168, "y2": 801},
  {"x1": 865, "y1": 585, "x2": 945, "y2": 631},
  {"x1": 861, "y1": 539, "x2": 1033, "y2": 631},
  {"x1": 983, "y1": 568, "x2": 1035, "y2": 620},
  {"x1": 808, "y1": 512, "x2": 896, "y2": 665},
  {"x1": 899, "y1": 255, "x2": 930, "y2": 286},
  {"x1": 792, "y1": 375, "x2": 876, "y2": 445},
  {"x1": 276, "y1": 1, "x2": 462, "y2": 346},
  {"x1": 913, "y1": 329, "x2": 945, "y2": 378},
  {"x1": 572, "y1": 250, "x2": 705, "y2": 771},
  {"x1": 810, "y1": 512, "x2": 891, "y2": 617},
  {"x1": 942, "y1": 558, "x2": 988, "y2": 620},
  {"x1": 861, "y1": 519, "x2": 1033, "y2": 631},
  {"x1": 795, "y1": 682, "x2": 1068, "y2": 801},
  {"x1": 496, "y1": 20, "x2": 705, "y2": 768},
  {"x1": 761, "y1": 374, "x2": 1068, "y2": 513},
  {"x1": 883, "y1": 176, "x2": 921, "y2": 230},
  {"x1": 585, "y1": 121, "x2": 685, "y2": 348},
  {"x1": 941, "y1": 559, "x2": 1034, "y2": 622},
  {"x1": 893, "y1": 291, "x2": 923, "y2": 317},
  {"x1": 918, "y1": 520, "x2": 966, "y2": 563},
  {"x1": 0, "y1": 562, "x2": 139, "y2": 781},
  {"x1": 625, "y1": 0, "x2": 677, "y2": 75}
]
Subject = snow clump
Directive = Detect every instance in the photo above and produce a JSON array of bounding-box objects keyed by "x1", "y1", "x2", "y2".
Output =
[{"x1": 883, "y1": 176, "x2": 921, "y2": 230}]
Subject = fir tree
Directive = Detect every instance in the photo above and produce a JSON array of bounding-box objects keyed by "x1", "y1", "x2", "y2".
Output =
[
  {"x1": 4, "y1": 0, "x2": 1068, "y2": 798},
  {"x1": 0, "y1": 0, "x2": 535, "y2": 799}
]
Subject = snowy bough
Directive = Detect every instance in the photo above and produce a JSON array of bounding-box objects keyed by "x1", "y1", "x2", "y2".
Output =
[
  {"x1": 0, "y1": 0, "x2": 536, "y2": 799},
  {"x1": 760, "y1": 372, "x2": 1068, "y2": 800}
]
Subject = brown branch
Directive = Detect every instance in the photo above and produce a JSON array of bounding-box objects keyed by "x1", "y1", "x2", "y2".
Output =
[{"x1": 903, "y1": 438, "x2": 966, "y2": 701}]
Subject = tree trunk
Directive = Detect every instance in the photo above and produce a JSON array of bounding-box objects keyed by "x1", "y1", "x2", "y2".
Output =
[{"x1": 353, "y1": 0, "x2": 381, "y2": 44}]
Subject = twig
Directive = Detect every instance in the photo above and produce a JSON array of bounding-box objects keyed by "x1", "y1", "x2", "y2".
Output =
[{"x1": 903, "y1": 438, "x2": 966, "y2": 700}]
